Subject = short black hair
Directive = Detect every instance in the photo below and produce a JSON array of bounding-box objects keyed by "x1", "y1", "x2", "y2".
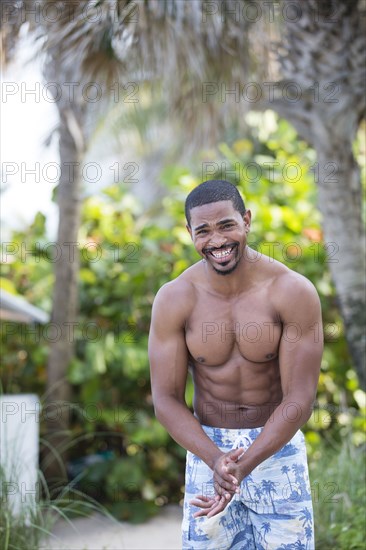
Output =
[{"x1": 185, "y1": 180, "x2": 246, "y2": 226}]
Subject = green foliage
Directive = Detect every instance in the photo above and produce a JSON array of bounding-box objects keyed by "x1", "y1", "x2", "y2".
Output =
[
  {"x1": 310, "y1": 438, "x2": 366, "y2": 549},
  {"x1": 1, "y1": 112, "x2": 364, "y2": 525},
  {"x1": 0, "y1": 468, "x2": 45, "y2": 550},
  {"x1": 1, "y1": 212, "x2": 51, "y2": 395}
]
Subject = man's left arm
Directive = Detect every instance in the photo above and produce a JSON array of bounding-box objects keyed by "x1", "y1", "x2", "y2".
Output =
[
  {"x1": 232, "y1": 275, "x2": 323, "y2": 479},
  {"x1": 192, "y1": 275, "x2": 323, "y2": 517}
]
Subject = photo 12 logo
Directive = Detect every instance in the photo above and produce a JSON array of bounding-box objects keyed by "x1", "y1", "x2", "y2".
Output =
[
  {"x1": 1, "y1": 1, "x2": 139, "y2": 25},
  {"x1": 202, "y1": 81, "x2": 340, "y2": 105},
  {"x1": 201, "y1": 1, "x2": 343, "y2": 24}
]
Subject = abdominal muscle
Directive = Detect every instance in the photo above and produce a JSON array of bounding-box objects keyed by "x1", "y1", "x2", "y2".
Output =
[{"x1": 191, "y1": 358, "x2": 283, "y2": 429}]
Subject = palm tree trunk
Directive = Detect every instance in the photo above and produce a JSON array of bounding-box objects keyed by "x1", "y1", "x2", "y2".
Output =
[
  {"x1": 271, "y1": 112, "x2": 365, "y2": 391},
  {"x1": 43, "y1": 61, "x2": 86, "y2": 483},
  {"x1": 271, "y1": 0, "x2": 366, "y2": 388},
  {"x1": 285, "y1": 473, "x2": 293, "y2": 493},
  {"x1": 316, "y1": 139, "x2": 365, "y2": 388}
]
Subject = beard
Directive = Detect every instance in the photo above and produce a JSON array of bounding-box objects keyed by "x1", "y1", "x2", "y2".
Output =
[{"x1": 212, "y1": 257, "x2": 240, "y2": 276}]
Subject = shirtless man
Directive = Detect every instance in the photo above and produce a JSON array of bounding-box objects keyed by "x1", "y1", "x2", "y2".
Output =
[{"x1": 148, "y1": 180, "x2": 323, "y2": 549}]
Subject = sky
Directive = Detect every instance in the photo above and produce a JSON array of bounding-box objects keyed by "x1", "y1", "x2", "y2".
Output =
[
  {"x1": 1, "y1": 35, "x2": 136, "y2": 244},
  {"x1": 1, "y1": 37, "x2": 59, "y2": 241}
]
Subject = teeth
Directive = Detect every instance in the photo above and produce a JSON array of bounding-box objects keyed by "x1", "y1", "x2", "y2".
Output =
[{"x1": 211, "y1": 247, "x2": 233, "y2": 259}]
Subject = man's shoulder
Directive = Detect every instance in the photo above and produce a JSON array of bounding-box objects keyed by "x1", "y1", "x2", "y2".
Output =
[
  {"x1": 265, "y1": 259, "x2": 320, "y2": 312},
  {"x1": 155, "y1": 275, "x2": 194, "y2": 301},
  {"x1": 153, "y1": 263, "x2": 199, "y2": 315},
  {"x1": 256, "y1": 252, "x2": 314, "y2": 288},
  {"x1": 274, "y1": 266, "x2": 317, "y2": 295}
]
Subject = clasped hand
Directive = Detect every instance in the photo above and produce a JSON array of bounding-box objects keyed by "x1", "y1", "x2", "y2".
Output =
[{"x1": 189, "y1": 448, "x2": 245, "y2": 518}]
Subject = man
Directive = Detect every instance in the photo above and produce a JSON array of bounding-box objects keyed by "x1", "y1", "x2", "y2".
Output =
[{"x1": 148, "y1": 180, "x2": 323, "y2": 549}]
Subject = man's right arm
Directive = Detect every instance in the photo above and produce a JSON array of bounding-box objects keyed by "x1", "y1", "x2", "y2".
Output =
[{"x1": 148, "y1": 282, "x2": 224, "y2": 470}]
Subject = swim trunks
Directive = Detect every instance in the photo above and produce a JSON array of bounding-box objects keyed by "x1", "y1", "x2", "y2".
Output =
[{"x1": 182, "y1": 425, "x2": 314, "y2": 549}]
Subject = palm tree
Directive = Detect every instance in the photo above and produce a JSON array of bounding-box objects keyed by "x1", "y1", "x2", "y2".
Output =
[
  {"x1": 299, "y1": 507, "x2": 313, "y2": 527},
  {"x1": 271, "y1": 0, "x2": 366, "y2": 387},
  {"x1": 254, "y1": 485, "x2": 263, "y2": 509},
  {"x1": 228, "y1": 503, "x2": 237, "y2": 532},
  {"x1": 281, "y1": 464, "x2": 294, "y2": 494},
  {"x1": 260, "y1": 521, "x2": 271, "y2": 544},
  {"x1": 291, "y1": 463, "x2": 310, "y2": 499},
  {"x1": 219, "y1": 516, "x2": 231, "y2": 543},
  {"x1": 304, "y1": 525, "x2": 313, "y2": 550},
  {"x1": 242, "y1": 472, "x2": 255, "y2": 502},
  {"x1": 261, "y1": 479, "x2": 278, "y2": 513},
  {"x1": 191, "y1": 453, "x2": 202, "y2": 487}
]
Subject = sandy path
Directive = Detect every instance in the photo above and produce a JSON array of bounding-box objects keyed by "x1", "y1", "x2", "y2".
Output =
[{"x1": 42, "y1": 505, "x2": 183, "y2": 550}]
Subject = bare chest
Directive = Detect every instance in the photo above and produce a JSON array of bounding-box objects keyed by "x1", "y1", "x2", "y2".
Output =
[{"x1": 185, "y1": 292, "x2": 282, "y2": 365}]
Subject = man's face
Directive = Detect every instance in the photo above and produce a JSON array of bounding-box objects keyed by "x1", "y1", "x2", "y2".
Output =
[{"x1": 187, "y1": 200, "x2": 251, "y2": 276}]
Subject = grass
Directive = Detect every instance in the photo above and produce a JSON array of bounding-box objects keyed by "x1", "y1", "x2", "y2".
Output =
[
  {"x1": 0, "y1": 459, "x2": 118, "y2": 550},
  {"x1": 310, "y1": 437, "x2": 366, "y2": 549},
  {"x1": 0, "y1": 387, "x2": 119, "y2": 550},
  {"x1": 0, "y1": 465, "x2": 49, "y2": 550}
]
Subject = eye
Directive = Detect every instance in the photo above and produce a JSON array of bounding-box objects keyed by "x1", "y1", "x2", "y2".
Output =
[
  {"x1": 196, "y1": 229, "x2": 208, "y2": 235},
  {"x1": 223, "y1": 224, "x2": 234, "y2": 229}
]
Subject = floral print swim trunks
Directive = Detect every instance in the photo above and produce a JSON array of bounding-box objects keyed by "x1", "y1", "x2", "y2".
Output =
[{"x1": 182, "y1": 425, "x2": 314, "y2": 550}]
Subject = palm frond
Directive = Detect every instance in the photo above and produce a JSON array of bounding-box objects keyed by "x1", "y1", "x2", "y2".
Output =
[
  {"x1": 1, "y1": 0, "x2": 275, "y2": 143},
  {"x1": 276, "y1": 0, "x2": 366, "y2": 115}
]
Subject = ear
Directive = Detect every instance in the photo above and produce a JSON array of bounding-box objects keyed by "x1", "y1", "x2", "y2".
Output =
[
  {"x1": 186, "y1": 224, "x2": 193, "y2": 240},
  {"x1": 243, "y1": 209, "x2": 252, "y2": 227}
]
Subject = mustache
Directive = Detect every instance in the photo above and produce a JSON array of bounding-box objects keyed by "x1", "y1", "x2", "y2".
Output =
[{"x1": 203, "y1": 243, "x2": 238, "y2": 254}]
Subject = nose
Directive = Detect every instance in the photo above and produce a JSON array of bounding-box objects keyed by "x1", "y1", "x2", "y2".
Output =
[{"x1": 208, "y1": 232, "x2": 226, "y2": 248}]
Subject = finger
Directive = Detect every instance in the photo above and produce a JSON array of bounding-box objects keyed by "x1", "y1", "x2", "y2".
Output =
[
  {"x1": 214, "y1": 479, "x2": 236, "y2": 496},
  {"x1": 193, "y1": 499, "x2": 222, "y2": 518},
  {"x1": 228, "y1": 447, "x2": 245, "y2": 461},
  {"x1": 215, "y1": 468, "x2": 239, "y2": 486},
  {"x1": 189, "y1": 495, "x2": 211, "y2": 503},
  {"x1": 193, "y1": 510, "x2": 207, "y2": 518},
  {"x1": 223, "y1": 455, "x2": 238, "y2": 465},
  {"x1": 214, "y1": 492, "x2": 233, "y2": 501},
  {"x1": 194, "y1": 507, "x2": 214, "y2": 518},
  {"x1": 222, "y1": 462, "x2": 240, "y2": 483},
  {"x1": 199, "y1": 497, "x2": 227, "y2": 516},
  {"x1": 195, "y1": 491, "x2": 234, "y2": 518},
  {"x1": 225, "y1": 472, "x2": 239, "y2": 484},
  {"x1": 221, "y1": 468, "x2": 238, "y2": 484},
  {"x1": 214, "y1": 474, "x2": 238, "y2": 493},
  {"x1": 206, "y1": 497, "x2": 229, "y2": 518},
  {"x1": 190, "y1": 498, "x2": 215, "y2": 509},
  {"x1": 225, "y1": 465, "x2": 240, "y2": 482}
]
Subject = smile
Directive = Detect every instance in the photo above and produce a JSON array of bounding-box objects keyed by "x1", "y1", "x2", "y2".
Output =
[{"x1": 205, "y1": 244, "x2": 237, "y2": 260}]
